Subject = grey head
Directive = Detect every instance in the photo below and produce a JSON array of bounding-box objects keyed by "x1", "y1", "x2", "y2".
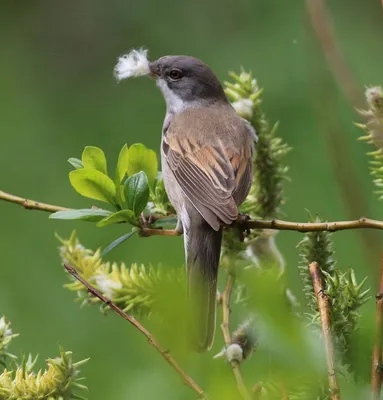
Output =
[{"x1": 149, "y1": 56, "x2": 228, "y2": 114}]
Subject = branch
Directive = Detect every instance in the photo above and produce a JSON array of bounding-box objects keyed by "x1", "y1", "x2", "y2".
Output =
[
  {"x1": 64, "y1": 264, "x2": 207, "y2": 400},
  {"x1": 309, "y1": 262, "x2": 340, "y2": 400},
  {"x1": 3, "y1": 189, "x2": 383, "y2": 234},
  {"x1": 221, "y1": 272, "x2": 252, "y2": 400},
  {"x1": 371, "y1": 253, "x2": 383, "y2": 400},
  {"x1": 243, "y1": 217, "x2": 383, "y2": 233},
  {"x1": 0, "y1": 190, "x2": 69, "y2": 213}
]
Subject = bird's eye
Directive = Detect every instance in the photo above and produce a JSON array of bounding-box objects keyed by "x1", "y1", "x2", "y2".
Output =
[{"x1": 169, "y1": 69, "x2": 183, "y2": 81}]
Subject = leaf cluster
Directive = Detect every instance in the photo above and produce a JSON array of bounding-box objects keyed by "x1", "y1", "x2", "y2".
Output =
[
  {"x1": 356, "y1": 86, "x2": 383, "y2": 200},
  {"x1": 297, "y1": 217, "x2": 370, "y2": 363},
  {"x1": 58, "y1": 231, "x2": 183, "y2": 316},
  {"x1": 50, "y1": 143, "x2": 173, "y2": 254},
  {"x1": 0, "y1": 318, "x2": 87, "y2": 400}
]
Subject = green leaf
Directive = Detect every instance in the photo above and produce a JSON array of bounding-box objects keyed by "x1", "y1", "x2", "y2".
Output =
[
  {"x1": 49, "y1": 209, "x2": 113, "y2": 222},
  {"x1": 68, "y1": 158, "x2": 84, "y2": 169},
  {"x1": 124, "y1": 171, "x2": 150, "y2": 216},
  {"x1": 101, "y1": 230, "x2": 138, "y2": 256},
  {"x1": 151, "y1": 217, "x2": 177, "y2": 229},
  {"x1": 96, "y1": 210, "x2": 137, "y2": 227},
  {"x1": 115, "y1": 144, "x2": 130, "y2": 185},
  {"x1": 69, "y1": 169, "x2": 116, "y2": 204},
  {"x1": 126, "y1": 143, "x2": 158, "y2": 186},
  {"x1": 82, "y1": 146, "x2": 108, "y2": 175}
]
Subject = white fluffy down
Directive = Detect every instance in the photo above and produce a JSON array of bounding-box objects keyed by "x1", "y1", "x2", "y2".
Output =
[
  {"x1": 114, "y1": 48, "x2": 150, "y2": 81},
  {"x1": 226, "y1": 343, "x2": 243, "y2": 363}
]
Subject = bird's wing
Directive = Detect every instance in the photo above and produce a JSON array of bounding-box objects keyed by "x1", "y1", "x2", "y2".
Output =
[{"x1": 162, "y1": 108, "x2": 253, "y2": 230}]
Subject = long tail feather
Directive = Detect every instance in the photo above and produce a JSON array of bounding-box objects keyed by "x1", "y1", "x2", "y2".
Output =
[{"x1": 184, "y1": 215, "x2": 222, "y2": 351}]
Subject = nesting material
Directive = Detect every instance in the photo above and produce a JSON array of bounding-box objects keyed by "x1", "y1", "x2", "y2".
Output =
[{"x1": 114, "y1": 48, "x2": 151, "y2": 81}]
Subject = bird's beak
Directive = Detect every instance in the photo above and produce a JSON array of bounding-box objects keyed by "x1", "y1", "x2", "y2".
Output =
[{"x1": 149, "y1": 61, "x2": 160, "y2": 79}]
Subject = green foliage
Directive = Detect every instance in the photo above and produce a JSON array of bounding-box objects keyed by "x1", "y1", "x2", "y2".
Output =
[
  {"x1": 0, "y1": 317, "x2": 18, "y2": 367},
  {"x1": 125, "y1": 143, "x2": 158, "y2": 188},
  {"x1": 297, "y1": 217, "x2": 370, "y2": 363},
  {"x1": 224, "y1": 70, "x2": 291, "y2": 220},
  {"x1": 58, "y1": 231, "x2": 182, "y2": 316},
  {"x1": 67, "y1": 158, "x2": 83, "y2": 170},
  {"x1": 96, "y1": 210, "x2": 136, "y2": 227},
  {"x1": 356, "y1": 86, "x2": 383, "y2": 200},
  {"x1": 114, "y1": 144, "x2": 129, "y2": 186},
  {"x1": 298, "y1": 216, "x2": 336, "y2": 312},
  {"x1": 100, "y1": 230, "x2": 138, "y2": 256},
  {"x1": 69, "y1": 169, "x2": 116, "y2": 204},
  {"x1": 50, "y1": 209, "x2": 113, "y2": 222},
  {"x1": 124, "y1": 171, "x2": 149, "y2": 216},
  {"x1": 81, "y1": 146, "x2": 108, "y2": 175},
  {"x1": 51, "y1": 144, "x2": 173, "y2": 253},
  {"x1": 223, "y1": 70, "x2": 290, "y2": 273},
  {"x1": 0, "y1": 318, "x2": 88, "y2": 400}
]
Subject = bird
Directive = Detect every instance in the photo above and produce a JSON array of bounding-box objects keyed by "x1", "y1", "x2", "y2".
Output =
[{"x1": 149, "y1": 55, "x2": 255, "y2": 351}]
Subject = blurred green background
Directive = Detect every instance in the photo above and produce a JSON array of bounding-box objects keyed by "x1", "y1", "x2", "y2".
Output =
[{"x1": 1, "y1": 1, "x2": 383, "y2": 399}]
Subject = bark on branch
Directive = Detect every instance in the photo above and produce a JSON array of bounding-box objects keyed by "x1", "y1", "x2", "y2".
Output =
[{"x1": 309, "y1": 261, "x2": 340, "y2": 400}]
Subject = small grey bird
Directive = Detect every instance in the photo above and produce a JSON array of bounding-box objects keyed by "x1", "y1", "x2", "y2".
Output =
[{"x1": 149, "y1": 55, "x2": 255, "y2": 351}]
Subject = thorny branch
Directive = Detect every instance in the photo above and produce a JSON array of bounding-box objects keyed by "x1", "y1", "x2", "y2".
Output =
[
  {"x1": 371, "y1": 253, "x2": 383, "y2": 400},
  {"x1": 64, "y1": 264, "x2": 207, "y2": 400},
  {"x1": 309, "y1": 261, "x2": 340, "y2": 400},
  {"x1": 221, "y1": 272, "x2": 252, "y2": 400},
  {"x1": 3, "y1": 189, "x2": 383, "y2": 234}
]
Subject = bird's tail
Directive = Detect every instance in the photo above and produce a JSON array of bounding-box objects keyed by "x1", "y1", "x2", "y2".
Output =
[{"x1": 184, "y1": 215, "x2": 222, "y2": 351}]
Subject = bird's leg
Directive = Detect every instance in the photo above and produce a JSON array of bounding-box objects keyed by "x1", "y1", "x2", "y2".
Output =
[{"x1": 237, "y1": 213, "x2": 251, "y2": 242}]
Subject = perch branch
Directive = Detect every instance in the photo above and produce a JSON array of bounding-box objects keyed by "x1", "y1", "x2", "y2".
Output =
[
  {"x1": 221, "y1": 272, "x2": 252, "y2": 400},
  {"x1": 0, "y1": 190, "x2": 69, "y2": 213},
  {"x1": 371, "y1": 253, "x2": 383, "y2": 400},
  {"x1": 64, "y1": 264, "x2": 207, "y2": 400},
  {"x1": 243, "y1": 217, "x2": 383, "y2": 232},
  {"x1": 309, "y1": 262, "x2": 340, "y2": 400},
  {"x1": 2, "y1": 190, "x2": 383, "y2": 233}
]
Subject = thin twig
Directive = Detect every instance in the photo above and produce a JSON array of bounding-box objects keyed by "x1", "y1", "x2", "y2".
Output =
[
  {"x1": 0, "y1": 190, "x2": 69, "y2": 213},
  {"x1": 3, "y1": 189, "x2": 383, "y2": 234},
  {"x1": 309, "y1": 262, "x2": 340, "y2": 400},
  {"x1": 371, "y1": 253, "x2": 383, "y2": 400},
  {"x1": 64, "y1": 264, "x2": 207, "y2": 399},
  {"x1": 140, "y1": 228, "x2": 182, "y2": 237},
  {"x1": 221, "y1": 272, "x2": 252, "y2": 400}
]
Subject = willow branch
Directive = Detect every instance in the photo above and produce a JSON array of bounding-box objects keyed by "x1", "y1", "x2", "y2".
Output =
[
  {"x1": 3, "y1": 189, "x2": 383, "y2": 234},
  {"x1": 371, "y1": 253, "x2": 383, "y2": 400},
  {"x1": 0, "y1": 190, "x2": 69, "y2": 213},
  {"x1": 309, "y1": 262, "x2": 340, "y2": 400},
  {"x1": 243, "y1": 217, "x2": 383, "y2": 232},
  {"x1": 64, "y1": 264, "x2": 207, "y2": 399},
  {"x1": 221, "y1": 272, "x2": 252, "y2": 400}
]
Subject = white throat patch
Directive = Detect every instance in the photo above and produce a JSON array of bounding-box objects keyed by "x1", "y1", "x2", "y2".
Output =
[{"x1": 156, "y1": 79, "x2": 187, "y2": 114}]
